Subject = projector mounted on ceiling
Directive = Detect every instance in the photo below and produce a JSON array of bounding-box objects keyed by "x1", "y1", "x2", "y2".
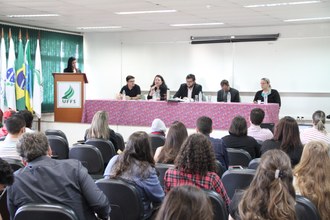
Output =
[{"x1": 191, "y1": 34, "x2": 280, "y2": 44}]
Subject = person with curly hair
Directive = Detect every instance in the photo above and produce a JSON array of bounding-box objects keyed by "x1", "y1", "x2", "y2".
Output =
[
  {"x1": 154, "y1": 121, "x2": 188, "y2": 164},
  {"x1": 0, "y1": 158, "x2": 14, "y2": 220},
  {"x1": 229, "y1": 149, "x2": 296, "y2": 220},
  {"x1": 293, "y1": 141, "x2": 330, "y2": 220},
  {"x1": 155, "y1": 185, "x2": 213, "y2": 220},
  {"x1": 164, "y1": 133, "x2": 230, "y2": 209}
]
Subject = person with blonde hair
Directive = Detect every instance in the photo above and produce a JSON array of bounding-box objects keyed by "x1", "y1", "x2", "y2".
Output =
[
  {"x1": 84, "y1": 110, "x2": 118, "y2": 151},
  {"x1": 253, "y1": 77, "x2": 281, "y2": 106},
  {"x1": 229, "y1": 149, "x2": 296, "y2": 220},
  {"x1": 155, "y1": 185, "x2": 213, "y2": 220},
  {"x1": 300, "y1": 110, "x2": 330, "y2": 145},
  {"x1": 293, "y1": 141, "x2": 330, "y2": 220}
]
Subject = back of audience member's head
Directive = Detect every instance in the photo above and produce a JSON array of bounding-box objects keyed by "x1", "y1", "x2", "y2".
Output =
[
  {"x1": 18, "y1": 110, "x2": 34, "y2": 129},
  {"x1": 312, "y1": 110, "x2": 327, "y2": 133},
  {"x1": 0, "y1": 158, "x2": 14, "y2": 190},
  {"x1": 238, "y1": 149, "x2": 296, "y2": 220},
  {"x1": 151, "y1": 118, "x2": 166, "y2": 134},
  {"x1": 155, "y1": 185, "x2": 213, "y2": 220},
  {"x1": 5, "y1": 114, "x2": 26, "y2": 135},
  {"x1": 157, "y1": 121, "x2": 188, "y2": 164},
  {"x1": 293, "y1": 141, "x2": 330, "y2": 220},
  {"x1": 112, "y1": 131, "x2": 154, "y2": 179},
  {"x1": 273, "y1": 116, "x2": 302, "y2": 152},
  {"x1": 229, "y1": 116, "x2": 247, "y2": 136},
  {"x1": 196, "y1": 116, "x2": 212, "y2": 135},
  {"x1": 175, "y1": 133, "x2": 216, "y2": 175},
  {"x1": 250, "y1": 108, "x2": 265, "y2": 126},
  {"x1": 16, "y1": 132, "x2": 49, "y2": 162},
  {"x1": 87, "y1": 110, "x2": 110, "y2": 139}
]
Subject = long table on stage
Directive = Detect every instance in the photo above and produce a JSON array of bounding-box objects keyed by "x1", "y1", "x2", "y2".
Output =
[{"x1": 81, "y1": 100, "x2": 279, "y2": 129}]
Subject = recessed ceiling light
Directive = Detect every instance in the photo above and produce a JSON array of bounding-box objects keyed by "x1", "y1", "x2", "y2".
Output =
[
  {"x1": 244, "y1": 1, "x2": 320, "y2": 8},
  {"x1": 77, "y1": 26, "x2": 122, "y2": 30},
  {"x1": 7, "y1": 14, "x2": 59, "y2": 18},
  {"x1": 115, "y1": 10, "x2": 177, "y2": 15},
  {"x1": 284, "y1": 17, "x2": 330, "y2": 22},
  {"x1": 170, "y1": 22, "x2": 224, "y2": 27}
]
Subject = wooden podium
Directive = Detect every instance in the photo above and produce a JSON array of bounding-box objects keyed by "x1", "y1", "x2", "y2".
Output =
[{"x1": 53, "y1": 73, "x2": 88, "y2": 122}]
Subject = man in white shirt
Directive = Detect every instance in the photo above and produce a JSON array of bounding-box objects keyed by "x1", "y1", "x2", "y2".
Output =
[{"x1": 248, "y1": 108, "x2": 273, "y2": 143}]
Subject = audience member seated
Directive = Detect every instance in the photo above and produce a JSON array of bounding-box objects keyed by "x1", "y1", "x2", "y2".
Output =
[
  {"x1": 118, "y1": 75, "x2": 141, "y2": 100},
  {"x1": 104, "y1": 131, "x2": 164, "y2": 219},
  {"x1": 150, "y1": 118, "x2": 167, "y2": 137},
  {"x1": 147, "y1": 75, "x2": 168, "y2": 101},
  {"x1": 229, "y1": 149, "x2": 296, "y2": 220},
  {"x1": 173, "y1": 74, "x2": 202, "y2": 101},
  {"x1": 154, "y1": 121, "x2": 187, "y2": 164},
  {"x1": 17, "y1": 110, "x2": 34, "y2": 133},
  {"x1": 253, "y1": 77, "x2": 281, "y2": 107},
  {"x1": 247, "y1": 108, "x2": 273, "y2": 142},
  {"x1": 7, "y1": 132, "x2": 110, "y2": 220},
  {"x1": 0, "y1": 110, "x2": 16, "y2": 138},
  {"x1": 164, "y1": 133, "x2": 230, "y2": 210},
  {"x1": 196, "y1": 116, "x2": 229, "y2": 170},
  {"x1": 155, "y1": 185, "x2": 213, "y2": 220},
  {"x1": 293, "y1": 141, "x2": 330, "y2": 220},
  {"x1": 300, "y1": 110, "x2": 330, "y2": 145},
  {"x1": 0, "y1": 158, "x2": 14, "y2": 220},
  {"x1": 84, "y1": 110, "x2": 119, "y2": 152},
  {"x1": 261, "y1": 116, "x2": 303, "y2": 167},
  {"x1": 217, "y1": 79, "x2": 240, "y2": 102},
  {"x1": 221, "y1": 116, "x2": 260, "y2": 159},
  {"x1": 0, "y1": 114, "x2": 26, "y2": 159}
]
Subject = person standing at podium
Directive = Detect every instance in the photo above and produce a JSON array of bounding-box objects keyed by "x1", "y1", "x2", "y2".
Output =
[{"x1": 63, "y1": 57, "x2": 81, "y2": 73}]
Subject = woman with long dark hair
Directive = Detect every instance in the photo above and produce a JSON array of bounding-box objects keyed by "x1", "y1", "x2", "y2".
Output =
[
  {"x1": 147, "y1": 75, "x2": 168, "y2": 101},
  {"x1": 63, "y1": 57, "x2": 81, "y2": 73}
]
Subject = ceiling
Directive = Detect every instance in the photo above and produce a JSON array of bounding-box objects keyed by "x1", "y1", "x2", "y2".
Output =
[{"x1": 0, "y1": 0, "x2": 329, "y2": 33}]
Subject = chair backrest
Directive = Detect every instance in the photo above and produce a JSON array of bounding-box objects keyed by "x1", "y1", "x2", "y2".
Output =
[
  {"x1": 14, "y1": 203, "x2": 78, "y2": 220},
  {"x1": 248, "y1": 158, "x2": 261, "y2": 170},
  {"x1": 2, "y1": 157, "x2": 24, "y2": 171},
  {"x1": 221, "y1": 169, "x2": 255, "y2": 199},
  {"x1": 115, "y1": 132, "x2": 125, "y2": 151},
  {"x1": 45, "y1": 129, "x2": 68, "y2": 143},
  {"x1": 69, "y1": 144, "x2": 104, "y2": 176},
  {"x1": 85, "y1": 138, "x2": 116, "y2": 166},
  {"x1": 46, "y1": 135, "x2": 69, "y2": 159},
  {"x1": 260, "y1": 123, "x2": 275, "y2": 134},
  {"x1": 215, "y1": 160, "x2": 226, "y2": 179},
  {"x1": 0, "y1": 189, "x2": 9, "y2": 220},
  {"x1": 227, "y1": 148, "x2": 252, "y2": 167},
  {"x1": 155, "y1": 163, "x2": 175, "y2": 189},
  {"x1": 96, "y1": 178, "x2": 144, "y2": 220},
  {"x1": 295, "y1": 195, "x2": 320, "y2": 220},
  {"x1": 204, "y1": 190, "x2": 228, "y2": 220},
  {"x1": 149, "y1": 134, "x2": 166, "y2": 155}
]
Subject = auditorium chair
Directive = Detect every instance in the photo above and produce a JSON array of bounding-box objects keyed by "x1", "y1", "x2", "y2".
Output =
[
  {"x1": 149, "y1": 134, "x2": 165, "y2": 155},
  {"x1": 46, "y1": 135, "x2": 69, "y2": 159},
  {"x1": 155, "y1": 163, "x2": 175, "y2": 189},
  {"x1": 2, "y1": 157, "x2": 24, "y2": 171},
  {"x1": 295, "y1": 195, "x2": 320, "y2": 220},
  {"x1": 85, "y1": 138, "x2": 116, "y2": 167},
  {"x1": 0, "y1": 189, "x2": 9, "y2": 220},
  {"x1": 221, "y1": 169, "x2": 255, "y2": 199},
  {"x1": 215, "y1": 160, "x2": 226, "y2": 179},
  {"x1": 69, "y1": 144, "x2": 104, "y2": 179},
  {"x1": 227, "y1": 148, "x2": 252, "y2": 167},
  {"x1": 45, "y1": 129, "x2": 69, "y2": 144},
  {"x1": 248, "y1": 158, "x2": 261, "y2": 170},
  {"x1": 14, "y1": 203, "x2": 78, "y2": 220},
  {"x1": 96, "y1": 178, "x2": 144, "y2": 220},
  {"x1": 115, "y1": 132, "x2": 125, "y2": 151},
  {"x1": 204, "y1": 190, "x2": 228, "y2": 220}
]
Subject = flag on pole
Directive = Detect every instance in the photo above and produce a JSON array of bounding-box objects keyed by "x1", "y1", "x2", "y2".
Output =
[
  {"x1": 24, "y1": 32, "x2": 33, "y2": 112},
  {"x1": 33, "y1": 38, "x2": 43, "y2": 118},
  {"x1": 15, "y1": 29, "x2": 26, "y2": 110},
  {"x1": 0, "y1": 28, "x2": 7, "y2": 111},
  {"x1": 5, "y1": 29, "x2": 16, "y2": 110}
]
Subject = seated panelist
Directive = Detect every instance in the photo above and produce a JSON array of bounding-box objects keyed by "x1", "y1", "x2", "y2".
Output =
[
  {"x1": 173, "y1": 74, "x2": 202, "y2": 100},
  {"x1": 253, "y1": 77, "x2": 281, "y2": 107},
  {"x1": 118, "y1": 75, "x2": 141, "y2": 100},
  {"x1": 217, "y1": 79, "x2": 240, "y2": 102},
  {"x1": 147, "y1": 75, "x2": 168, "y2": 101}
]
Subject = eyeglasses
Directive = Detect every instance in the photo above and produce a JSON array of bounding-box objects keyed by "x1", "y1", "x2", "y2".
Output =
[{"x1": 128, "y1": 80, "x2": 135, "y2": 83}]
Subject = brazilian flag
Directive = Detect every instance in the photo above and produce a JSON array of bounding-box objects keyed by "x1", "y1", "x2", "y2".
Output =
[{"x1": 15, "y1": 31, "x2": 26, "y2": 110}]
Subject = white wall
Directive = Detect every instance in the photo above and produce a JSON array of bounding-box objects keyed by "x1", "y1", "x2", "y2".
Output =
[{"x1": 83, "y1": 23, "x2": 330, "y2": 120}]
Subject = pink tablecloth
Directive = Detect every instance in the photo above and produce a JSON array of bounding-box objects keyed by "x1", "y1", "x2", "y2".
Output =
[{"x1": 81, "y1": 100, "x2": 279, "y2": 129}]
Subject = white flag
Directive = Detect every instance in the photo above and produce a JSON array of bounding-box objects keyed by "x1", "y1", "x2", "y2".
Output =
[
  {"x1": 5, "y1": 33, "x2": 16, "y2": 110},
  {"x1": 0, "y1": 34, "x2": 6, "y2": 111},
  {"x1": 32, "y1": 39, "x2": 43, "y2": 118}
]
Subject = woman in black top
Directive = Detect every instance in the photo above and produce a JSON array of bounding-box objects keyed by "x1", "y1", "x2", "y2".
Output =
[
  {"x1": 63, "y1": 57, "x2": 81, "y2": 73},
  {"x1": 253, "y1": 77, "x2": 281, "y2": 107},
  {"x1": 147, "y1": 75, "x2": 168, "y2": 101}
]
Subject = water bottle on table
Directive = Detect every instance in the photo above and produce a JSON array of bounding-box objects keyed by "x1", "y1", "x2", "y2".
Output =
[
  {"x1": 198, "y1": 91, "x2": 203, "y2": 102},
  {"x1": 122, "y1": 90, "x2": 126, "y2": 100},
  {"x1": 227, "y1": 92, "x2": 231, "y2": 103}
]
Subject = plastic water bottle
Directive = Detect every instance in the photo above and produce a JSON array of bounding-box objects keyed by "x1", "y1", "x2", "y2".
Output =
[
  {"x1": 122, "y1": 90, "x2": 126, "y2": 100},
  {"x1": 198, "y1": 91, "x2": 203, "y2": 102},
  {"x1": 264, "y1": 94, "x2": 268, "y2": 104},
  {"x1": 227, "y1": 92, "x2": 231, "y2": 103},
  {"x1": 166, "y1": 89, "x2": 170, "y2": 100}
]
